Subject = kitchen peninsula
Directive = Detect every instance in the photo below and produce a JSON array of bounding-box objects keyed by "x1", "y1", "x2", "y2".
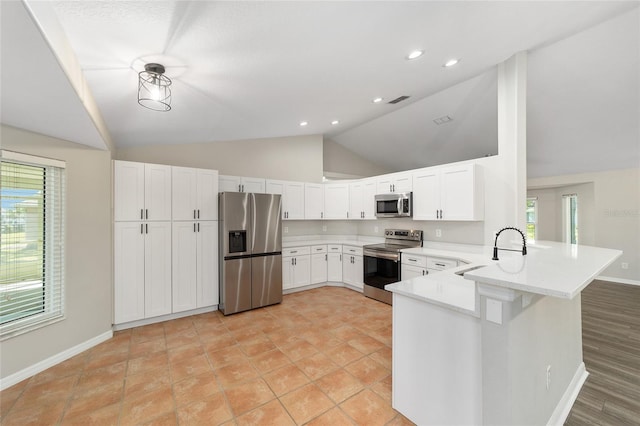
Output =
[{"x1": 387, "y1": 241, "x2": 622, "y2": 425}]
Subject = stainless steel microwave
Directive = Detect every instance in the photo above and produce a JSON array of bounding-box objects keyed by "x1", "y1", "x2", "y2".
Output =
[{"x1": 375, "y1": 192, "x2": 412, "y2": 218}]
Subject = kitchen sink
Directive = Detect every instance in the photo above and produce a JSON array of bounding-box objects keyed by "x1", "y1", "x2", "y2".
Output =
[{"x1": 454, "y1": 265, "x2": 487, "y2": 276}]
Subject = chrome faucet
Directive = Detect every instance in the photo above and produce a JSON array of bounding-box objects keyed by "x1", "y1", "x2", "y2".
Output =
[{"x1": 492, "y1": 227, "x2": 527, "y2": 260}]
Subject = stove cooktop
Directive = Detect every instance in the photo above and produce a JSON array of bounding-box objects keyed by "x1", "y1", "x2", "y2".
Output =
[{"x1": 363, "y1": 242, "x2": 419, "y2": 253}]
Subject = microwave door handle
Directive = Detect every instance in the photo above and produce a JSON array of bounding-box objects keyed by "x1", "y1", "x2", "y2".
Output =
[{"x1": 397, "y1": 197, "x2": 402, "y2": 214}]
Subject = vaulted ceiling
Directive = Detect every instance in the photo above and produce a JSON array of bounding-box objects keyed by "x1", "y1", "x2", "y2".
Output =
[{"x1": 1, "y1": 1, "x2": 638, "y2": 177}]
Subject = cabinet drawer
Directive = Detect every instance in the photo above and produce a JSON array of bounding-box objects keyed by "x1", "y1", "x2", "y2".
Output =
[
  {"x1": 283, "y1": 246, "x2": 311, "y2": 256},
  {"x1": 402, "y1": 254, "x2": 427, "y2": 268},
  {"x1": 426, "y1": 257, "x2": 458, "y2": 270},
  {"x1": 343, "y1": 245, "x2": 363, "y2": 256},
  {"x1": 327, "y1": 244, "x2": 342, "y2": 253},
  {"x1": 311, "y1": 245, "x2": 327, "y2": 254}
]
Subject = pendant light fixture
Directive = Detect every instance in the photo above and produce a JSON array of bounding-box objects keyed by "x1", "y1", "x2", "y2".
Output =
[{"x1": 138, "y1": 63, "x2": 171, "y2": 111}]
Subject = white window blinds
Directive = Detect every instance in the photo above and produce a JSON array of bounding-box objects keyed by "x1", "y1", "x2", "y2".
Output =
[{"x1": 0, "y1": 151, "x2": 66, "y2": 339}]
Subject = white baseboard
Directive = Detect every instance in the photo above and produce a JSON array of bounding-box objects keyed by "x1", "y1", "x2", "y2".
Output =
[
  {"x1": 547, "y1": 362, "x2": 588, "y2": 426},
  {"x1": 597, "y1": 275, "x2": 640, "y2": 287},
  {"x1": 0, "y1": 330, "x2": 113, "y2": 391},
  {"x1": 113, "y1": 305, "x2": 218, "y2": 331}
]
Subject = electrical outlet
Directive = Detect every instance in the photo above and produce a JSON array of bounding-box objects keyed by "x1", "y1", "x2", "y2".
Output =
[
  {"x1": 374, "y1": 226, "x2": 379, "y2": 233},
  {"x1": 546, "y1": 365, "x2": 552, "y2": 390},
  {"x1": 621, "y1": 262, "x2": 629, "y2": 270},
  {"x1": 436, "y1": 229, "x2": 442, "y2": 238},
  {"x1": 284, "y1": 226, "x2": 288, "y2": 234},
  {"x1": 322, "y1": 225, "x2": 327, "y2": 232}
]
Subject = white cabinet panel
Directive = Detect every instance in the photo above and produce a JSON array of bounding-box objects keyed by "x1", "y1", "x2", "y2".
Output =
[
  {"x1": 219, "y1": 175, "x2": 241, "y2": 192},
  {"x1": 362, "y1": 179, "x2": 378, "y2": 220},
  {"x1": 197, "y1": 221, "x2": 219, "y2": 307},
  {"x1": 172, "y1": 222, "x2": 198, "y2": 313},
  {"x1": 173, "y1": 167, "x2": 218, "y2": 221},
  {"x1": 114, "y1": 161, "x2": 144, "y2": 222},
  {"x1": 266, "y1": 180, "x2": 304, "y2": 220},
  {"x1": 144, "y1": 164, "x2": 172, "y2": 221},
  {"x1": 401, "y1": 263, "x2": 427, "y2": 280},
  {"x1": 172, "y1": 167, "x2": 198, "y2": 221},
  {"x1": 343, "y1": 252, "x2": 363, "y2": 290},
  {"x1": 114, "y1": 161, "x2": 171, "y2": 222},
  {"x1": 173, "y1": 221, "x2": 219, "y2": 312},
  {"x1": 324, "y1": 183, "x2": 350, "y2": 220},
  {"x1": 311, "y1": 253, "x2": 328, "y2": 284},
  {"x1": 413, "y1": 164, "x2": 484, "y2": 221},
  {"x1": 145, "y1": 222, "x2": 173, "y2": 317},
  {"x1": 219, "y1": 175, "x2": 264, "y2": 193},
  {"x1": 283, "y1": 254, "x2": 311, "y2": 289},
  {"x1": 114, "y1": 222, "x2": 145, "y2": 323},
  {"x1": 197, "y1": 169, "x2": 219, "y2": 220},
  {"x1": 349, "y1": 178, "x2": 377, "y2": 220},
  {"x1": 304, "y1": 183, "x2": 324, "y2": 219},
  {"x1": 327, "y1": 252, "x2": 343, "y2": 282},
  {"x1": 377, "y1": 172, "x2": 412, "y2": 194}
]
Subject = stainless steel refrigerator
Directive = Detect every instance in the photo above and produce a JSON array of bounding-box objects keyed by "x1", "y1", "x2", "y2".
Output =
[{"x1": 219, "y1": 192, "x2": 282, "y2": 315}]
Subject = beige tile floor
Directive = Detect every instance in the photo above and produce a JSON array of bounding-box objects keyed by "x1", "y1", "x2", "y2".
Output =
[{"x1": 0, "y1": 287, "x2": 415, "y2": 425}]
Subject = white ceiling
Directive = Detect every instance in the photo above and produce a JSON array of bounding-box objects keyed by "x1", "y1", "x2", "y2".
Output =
[{"x1": 2, "y1": 1, "x2": 638, "y2": 177}]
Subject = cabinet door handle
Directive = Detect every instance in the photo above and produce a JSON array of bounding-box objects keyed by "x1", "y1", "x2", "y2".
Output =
[
  {"x1": 325, "y1": 254, "x2": 327, "y2": 261},
  {"x1": 145, "y1": 209, "x2": 148, "y2": 219},
  {"x1": 145, "y1": 223, "x2": 148, "y2": 234},
  {"x1": 194, "y1": 223, "x2": 196, "y2": 232},
  {"x1": 440, "y1": 209, "x2": 443, "y2": 219},
  {"x1": 291, "y1": 250, "x2": 297, "y2": 254},
  {"x1": 321, "y1": 212, "x2": 323, "y2": 219},
  {"x1": 140, "y1": 209, "x2": 144, "y2": 220},
  {"x1": 435, "y1": 263, "x2": 446, "y2": 267},
  {"x1": 193, "y1": 209, "x2": 196, "y2": 219},
  {"x1": 409, "y1": 258, "x2": 417, "y2": 262},
  {"x1": 197, "y1": 209, "x2": 200, "y2": 219},
  {"x1": 316, "y1": 248, "x2": 322, "y2": 251},
  {"x1": 197, "y1": 223, "x2": 200, "y2": 232},
  {"x1": 346, "y1": 211, "x2": 348, "y2": 219},
  {"x1": 294, "y1": 258, "x2": 297, "y2": 266},
  {"x1": 141, "y1": 224, "x2": 144, "y2": 234},
  {"x1": 340, "y1": 254, "x2": 342, "y2": 261}
]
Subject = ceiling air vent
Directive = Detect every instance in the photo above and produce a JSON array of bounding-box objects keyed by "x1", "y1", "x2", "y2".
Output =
[
  {"x1": 433, "y1": 115, "x2": 453, "y2": 125},
  {"x1": 388, "y1": 95, "x2": 410, "y2": 104}
]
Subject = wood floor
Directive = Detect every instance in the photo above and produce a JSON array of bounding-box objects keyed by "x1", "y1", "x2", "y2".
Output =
[{"x1": 565, "y1": 280, "x2": 640, "y2": 426}]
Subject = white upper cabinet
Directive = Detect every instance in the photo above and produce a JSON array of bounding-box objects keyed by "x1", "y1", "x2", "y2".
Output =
[
  {"x1": 305, "y1": 183, "x2": 324, "y2": 219},
  {"x1": 377, "y1": 171, "x2": 413, "y2": 194},
  {"x1": 219, "y1": 175, "x2": 265, "y2": 193},
  {"x1": 324, "y1": 183, "x2": 350, "y2": 220},
  {"x1": 349, "y1": 178, "x2": 377, "y2": 220},
  {"x1": 172, "y1": 167, "x2": 218, "y2": 221},
  {"x1": 413, "y1": 163, "x2": 484, "y2": 221},
  {"x1": 114, "y1": 161, "x2": 171, "y2": 222},
  {"x1": 266, "y1": 179, "x2": 305, "y2": 220}
]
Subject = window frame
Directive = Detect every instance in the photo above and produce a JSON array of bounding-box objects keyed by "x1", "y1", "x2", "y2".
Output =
[
  {"x1": 0, "y1": 150, "x2": 66, "y2": 340},
  {"x1": 526, "y1": 197, "x2": 538, "y2": 241}
]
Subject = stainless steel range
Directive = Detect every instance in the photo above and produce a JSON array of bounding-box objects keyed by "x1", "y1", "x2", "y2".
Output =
[{"x1": 363, "y1": 229, "x2": 423, "y2": 305}]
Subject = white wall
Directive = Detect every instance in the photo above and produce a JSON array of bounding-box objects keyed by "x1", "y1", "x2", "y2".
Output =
[
  {"x1": 0, "y1": 125, "x2": 113, "y2": 380},
  {"x1": 529, "y1": 168, "x2": 640, "y2": 282},
  {"x1": 117, "y1": 134, "x2": 325, "y2": 183},
  {"x1": 323, "y1": 138, "x2": 391, "y2": 178}
]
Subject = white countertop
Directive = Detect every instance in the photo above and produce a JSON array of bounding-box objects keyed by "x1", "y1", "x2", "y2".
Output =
[{"x1": 386, "y1": 240, "x2": 622, "y2": 315}]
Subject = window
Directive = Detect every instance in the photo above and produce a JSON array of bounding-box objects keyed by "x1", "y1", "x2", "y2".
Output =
[
  {"x1": 1, "y1": 151, "x2": 65, "y2": 339},
  {"x1": 563, "y1": 194, "x2": 578, "y2": 244},
  {"x1": 526, "y1": 197, "x2": 537, "y2": 241}
]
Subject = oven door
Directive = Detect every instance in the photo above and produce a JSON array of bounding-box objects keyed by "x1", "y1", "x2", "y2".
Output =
[{"x1": 363, "y1": 250, "x2": 400, "y2": 290}]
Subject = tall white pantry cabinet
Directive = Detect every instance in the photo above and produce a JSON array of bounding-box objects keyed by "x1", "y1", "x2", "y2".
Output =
[{"x1": 113, "y1": 160, "x2": 219, "y2": 326}]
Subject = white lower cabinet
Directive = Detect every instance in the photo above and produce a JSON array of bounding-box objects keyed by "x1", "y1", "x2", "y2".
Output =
[
  {"x1": 343, "y1": 246, "x2": 363, "y2": 290},
  {"x1": 327, "y1": 244, "x2": 343, "y2": 282},
  {"x1": 282, "y1": 247, "x2": 311, "y2": 290},
  {"x1": 310, "y1": 245, "x2": 328, "y2": 284},
  {"x1": 401, "y1": 254, "x2": 428, "y2": 279},
  {"x1": 172, "y1": 221, "x2": 219, "y2": 313},
  {"x1": 114, "y1": 221, "x2": 172, "y2": 324}
]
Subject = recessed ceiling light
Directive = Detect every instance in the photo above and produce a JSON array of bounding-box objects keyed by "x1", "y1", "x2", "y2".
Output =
[
  {"x1": 407, "y1": 50, "x2": 424, "y2": 60},
  {"x1": 299, "y1": 121, "x2": 308, "y2": 126},
  {"x1": 444, "y1": 58, "x2": 459, "y2": 67},
  {"x1": 331, "y1": 120, "x2": 339, "y2": 125},
  {"x1": 372, "y1": 97, "x2": 383, "y2": 103}
]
